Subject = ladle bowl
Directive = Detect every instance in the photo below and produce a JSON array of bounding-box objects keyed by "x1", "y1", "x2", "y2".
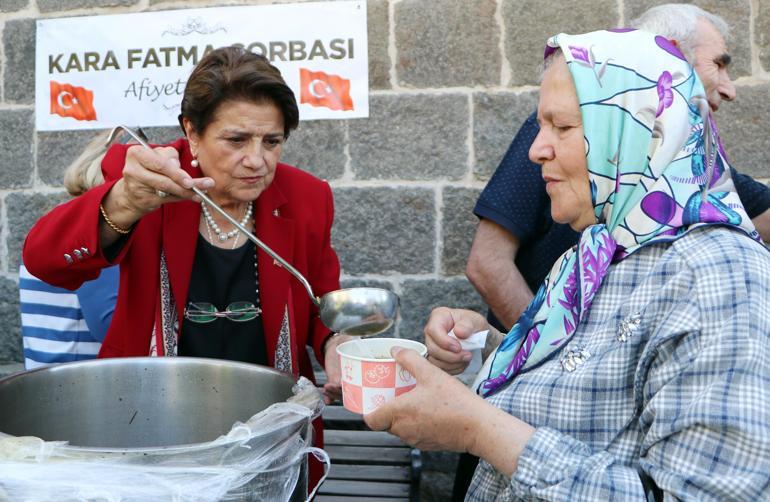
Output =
[
  {"x1": 319, "y1": 288, "x2": 399, "y2": 336},
  {"x1": 107, "y1": 125, "x2": 400, "y2": 337}
]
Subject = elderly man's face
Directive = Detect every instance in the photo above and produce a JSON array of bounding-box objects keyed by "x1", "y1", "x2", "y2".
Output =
[{"x1": 692, "y1": 19, "x2": 736, "y2": 112}]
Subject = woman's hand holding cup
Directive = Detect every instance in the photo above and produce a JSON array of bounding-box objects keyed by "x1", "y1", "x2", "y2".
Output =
[{"x1": 364, "y1": 346, "x2": 486, "y2": 452}]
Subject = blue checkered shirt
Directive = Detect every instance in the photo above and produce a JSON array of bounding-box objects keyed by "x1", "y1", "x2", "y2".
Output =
[{"x1": 467, "y1": 227, "x2": 770, "y2": 501}]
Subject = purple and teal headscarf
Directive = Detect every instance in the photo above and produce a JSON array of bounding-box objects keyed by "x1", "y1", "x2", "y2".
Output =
[{"x1": 476, "y1": 29, "x2": 758, "y2": 397}]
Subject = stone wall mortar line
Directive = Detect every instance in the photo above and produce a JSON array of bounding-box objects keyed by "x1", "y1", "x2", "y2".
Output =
[
  {"x1": 390, "y1": 277, "x2": 404, "y2": 338},
  {"x1": 387, "y1": 0, "x2": 399, "y2": 90},
  {"x1": 0, "y1": 104, "x2": 35, "y2": 110},
  {"x1": 329, "y1": 179, "x2": 487, "y2": 189},
  {"x1": 434, "y1": 185, "x2": 443, "y2": 275},
  {"x1": 17, "y1": 4, "x2": 140, "y2": 19},
  {"x1": 750, "y1": 0, "x2": 759, "y2": 75},
  {"x1": 495, "y1": 0, "x2": 511, "y2": 87},
  {"x1": 340, "y1": 120, "x2": 354, "y2": 181},
  {"x1": 462, "y1": 93, "x2": 475, "y2": 183},
  {"x1": 0, "y1": 187, "x2": 65, "y2": 196},
  {"x1": 151, "y1": 0, "x2": 276, "y2": 9},
  {"x1": 0, "y1": 21, "x2": 4, "y2": 103},
  {"x1": 379, "y1": 81, "x2": 770, "y2": 91},
  {"x1": 617, "y1": 0, "x2": 625, "y2": 26},
  {"x1": 19, "y1": 1, "x2": 338, "y2": 20},
  {"x1": 340, "y1": 275, "x2": 400, "y2": 285},
  {"x1": 341, "y1": 272, "x2": 466, "y2": 281},
  {"x1": 732, "y1": 76, "x2": 770, "y2": 85},
  {"x1": 35, "y1": 0, "x2": 306, "y2": 13},
  {"x1": 0, "y1": 195, "x2": 8, "y2": 274},
  {"x1": 31, "y1": 118, "x2": 39, "y2": 188},
  {"x1": 0, "y1": 4, "x2": 40, "y2": 20},
  {"x1": 370, "y1": 85, "x2": 540, "y2": 96},
  {"x1": 749, "y1": 0, "x2": 769, "y2": 76}
]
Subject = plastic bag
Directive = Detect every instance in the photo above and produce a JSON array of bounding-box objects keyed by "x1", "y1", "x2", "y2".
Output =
[{"x1": 0, "y1": 377, "x2": 327, "y2": 501}]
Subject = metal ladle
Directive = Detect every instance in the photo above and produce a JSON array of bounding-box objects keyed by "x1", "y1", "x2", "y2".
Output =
[{"x1": 107, "y1": 125, "x2": 399, "y2": 336}]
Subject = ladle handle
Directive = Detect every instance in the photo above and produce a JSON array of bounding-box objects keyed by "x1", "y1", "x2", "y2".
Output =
[
  {"x1": 191, "y1": 186, "x2": 321, "y2": 307},
  {"x1": 108, "y1": 125, "x2": 322, "y2": 308}
]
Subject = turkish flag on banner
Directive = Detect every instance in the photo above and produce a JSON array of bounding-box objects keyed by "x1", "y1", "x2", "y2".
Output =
[
  {"x1": 299, "y1": 69, "x2": 354, "y2": 111},
  {"x1": 49, "y1": 81, "x2": 97, "y2": 121}
]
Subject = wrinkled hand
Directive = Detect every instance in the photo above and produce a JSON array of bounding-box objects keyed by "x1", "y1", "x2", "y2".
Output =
[
  {"x1": 115, "y1": 145, "x2": 214, "y2": 217},
  {"x1": 321, "y1": 333, "x2": 353, "y2": 405},
  {"x1": 424, "y1": 307, "x2": 490, "y2": 375},
  {"x1": 363, "y1": 346, "x2": 490, "y2": 452}
]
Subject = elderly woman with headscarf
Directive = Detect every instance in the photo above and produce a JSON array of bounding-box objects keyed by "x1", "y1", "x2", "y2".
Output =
[{"x1": 364, "y1": 29, "x2": 770, "y2": 501}]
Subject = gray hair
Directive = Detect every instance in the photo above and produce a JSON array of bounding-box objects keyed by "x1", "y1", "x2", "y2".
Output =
[
  {"x1": 629, "y1": 3, "x2": 731, "y2": 63},
  {"x1": 540, "y1": 47, "x2": 564, "y2": 81}
]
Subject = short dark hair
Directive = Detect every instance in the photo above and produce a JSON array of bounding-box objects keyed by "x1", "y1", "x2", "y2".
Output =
[{"x1": 179, "y1": 46, "x2": 299, "y2": 138}]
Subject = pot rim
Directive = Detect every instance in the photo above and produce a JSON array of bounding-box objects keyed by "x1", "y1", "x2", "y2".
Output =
[{"x1": 0, "y1": 356, "x2": 298, "y2": 453}]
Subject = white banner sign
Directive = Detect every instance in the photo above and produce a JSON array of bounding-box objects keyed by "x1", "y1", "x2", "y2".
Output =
[{"x1": 35, "y1": 1, "x2": 368, "y2": 131}]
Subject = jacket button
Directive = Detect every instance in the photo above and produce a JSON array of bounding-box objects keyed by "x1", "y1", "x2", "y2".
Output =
[
  {"x1": 81, "y1": 247, "x2": 90, "y2": 256},
  {"x1": 73, "y1": 249, "x2": 83, "y2": 260},
  {"x1": 64, "y1": 254, "x2": 74, "y2": 264}
]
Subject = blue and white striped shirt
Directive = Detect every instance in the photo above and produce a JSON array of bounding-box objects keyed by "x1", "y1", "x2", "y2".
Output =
[
  {"x1": 19, "y1": 264, "x2": 117, "y2": 369},
  {"x1": 467, "y1": 227, "x2": 770, "y2": 501}
]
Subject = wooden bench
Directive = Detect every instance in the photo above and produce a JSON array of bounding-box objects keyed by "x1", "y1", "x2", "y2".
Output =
[{"x1": 314, "y1": 371, "x2": 421, "y2": 501}]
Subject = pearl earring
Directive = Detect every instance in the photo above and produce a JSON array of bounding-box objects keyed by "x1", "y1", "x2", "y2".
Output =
[{"x1": 191, "y1": 158, "x2": 199, "y2": 168}]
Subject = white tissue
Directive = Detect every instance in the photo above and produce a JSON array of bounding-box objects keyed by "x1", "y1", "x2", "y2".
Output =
[
  {"x1": 447, "y1": 329, "x2": 488, "y2": 351},
  {"x1": 447, "y1": 329, "x2": 488, "y2": 376}
]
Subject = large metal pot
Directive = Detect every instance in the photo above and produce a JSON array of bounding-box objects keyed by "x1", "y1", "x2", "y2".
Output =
[{"x1": 0, "y1": 357, "x2": 311, "y2": 500}]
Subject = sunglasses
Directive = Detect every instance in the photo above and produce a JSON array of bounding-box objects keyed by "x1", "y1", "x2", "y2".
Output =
[{"x1": 184, "y1": 301, "x2": 261, "y2": 323}]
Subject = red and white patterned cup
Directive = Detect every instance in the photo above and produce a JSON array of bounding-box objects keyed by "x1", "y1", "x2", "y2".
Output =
[{"x1": 336, "y1": 338, "x2": 428, "y2": 415}]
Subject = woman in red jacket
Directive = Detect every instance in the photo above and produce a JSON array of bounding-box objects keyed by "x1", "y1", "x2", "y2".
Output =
[{"x1": 23, "y1": 46, "x2": 350, "y2": 402}]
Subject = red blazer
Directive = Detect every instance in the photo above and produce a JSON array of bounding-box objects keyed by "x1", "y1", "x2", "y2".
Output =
[{"x1": 23, "y1": 138, "x2": 341, "y2": 380}]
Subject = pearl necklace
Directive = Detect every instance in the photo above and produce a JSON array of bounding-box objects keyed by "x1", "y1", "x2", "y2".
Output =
[
  {"x1": 198, "y1": 202, "x2": 261, "y2": 316},
  {"x1": 201, "y1": 201, "x2": 253, "y2": 248}
]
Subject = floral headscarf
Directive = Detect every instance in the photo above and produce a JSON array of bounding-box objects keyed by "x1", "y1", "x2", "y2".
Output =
[{"x1": 477, "y1": 29, "x2": 759, "y2": 397}]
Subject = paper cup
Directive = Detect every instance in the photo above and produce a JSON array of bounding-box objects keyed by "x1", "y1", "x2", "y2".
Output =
[{"x1": 336, "y1": 338, "x2": 427, "y2": 415}]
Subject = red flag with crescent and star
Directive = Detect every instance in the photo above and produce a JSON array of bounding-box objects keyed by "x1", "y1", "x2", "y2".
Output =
[
  {"x1": 49, "y1": 81, "x2": 97, "y2": 121},
  {"x1": 299, "y1": 69, "x2": 354, "y2": 111}
]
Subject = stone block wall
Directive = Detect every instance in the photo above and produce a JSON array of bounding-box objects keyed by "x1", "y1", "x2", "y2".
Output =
[{"x1": 1, "y1": 1, "x2": 769, "y2": 497}]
